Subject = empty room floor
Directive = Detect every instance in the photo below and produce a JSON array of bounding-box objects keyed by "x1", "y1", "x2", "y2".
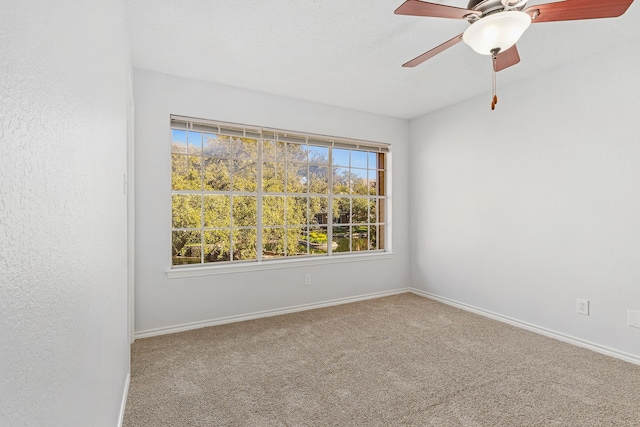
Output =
[{"x1": 124, "y1": 293, "x2": 640, "y2": 426}]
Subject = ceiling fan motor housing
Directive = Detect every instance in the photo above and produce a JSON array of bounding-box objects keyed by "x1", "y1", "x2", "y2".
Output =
[
  {"x1": 467, "y1": 0, "x2": 487, "y2": 9},
  {"x1": 467, "y1": 0, "x2": 527, "y2": 15}
]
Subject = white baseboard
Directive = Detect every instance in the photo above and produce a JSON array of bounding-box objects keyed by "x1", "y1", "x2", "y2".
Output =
[
  {"x1": 135, "y1": 288, "x2": 409, "y2": 339},
  {"x1": 410, "y1": 288, "x2": 640, "y2": 366},
  {"x1": 118, "y1": 372, "x2": 130, "y2": 427},
  {"x1": 134, "y1": 287, "x2": 640, "y2": 365}
]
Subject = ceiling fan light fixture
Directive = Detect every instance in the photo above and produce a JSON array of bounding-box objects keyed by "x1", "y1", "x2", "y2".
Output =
[{"x1": 462, "y1": 11, "x2": 531, "y2": 55}]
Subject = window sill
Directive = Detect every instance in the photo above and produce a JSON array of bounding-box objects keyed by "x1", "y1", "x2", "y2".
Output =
[{"x1": 165, "y1": 252, "x2": 395, "y2": 279}]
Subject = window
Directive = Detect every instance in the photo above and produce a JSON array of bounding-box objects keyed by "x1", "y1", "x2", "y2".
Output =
[{"x1": 170, "y1": 116, "x2": 389, "y2": 267}]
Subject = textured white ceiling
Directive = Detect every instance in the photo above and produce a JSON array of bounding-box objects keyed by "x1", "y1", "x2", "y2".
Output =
[{"x1": 125, "y1": 0, "x2": 640, "y2": 119}]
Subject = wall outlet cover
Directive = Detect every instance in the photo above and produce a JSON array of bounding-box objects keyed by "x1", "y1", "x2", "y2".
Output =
[
  {"x1": 628, "y1": 309, "x2": 640, "y2": 329},
  {"x1": 576, "y1": 298, "x2": 589, "y2": 315}
]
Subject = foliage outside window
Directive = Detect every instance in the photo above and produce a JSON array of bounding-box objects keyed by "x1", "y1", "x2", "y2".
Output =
[{"x1": 171, "y1": 117, "x2": 388, "y2": 267}]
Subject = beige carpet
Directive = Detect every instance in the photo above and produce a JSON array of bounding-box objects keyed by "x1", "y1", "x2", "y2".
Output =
[{"x1": 124, "y1": 293, "x2": 640, "y2": 426}]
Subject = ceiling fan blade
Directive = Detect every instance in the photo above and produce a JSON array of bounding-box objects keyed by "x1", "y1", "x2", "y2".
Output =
[
  {"x1": 403, "y1": 34, "x2": 464, "y2": 67},
  {"x1": 494, "y1": 45, "x2": 521, "y2": 72},
  {"x1": 525, "y1": 0, "x2": 634, "y2": 23},
  {"x1": 395, "y1": 0, "x2": 479, "y2": 19}
]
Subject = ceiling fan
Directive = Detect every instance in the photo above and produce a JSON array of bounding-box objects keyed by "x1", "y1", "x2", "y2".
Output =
[{"x1": 396, "y1": 0, "x2": 635, "y2": 109}]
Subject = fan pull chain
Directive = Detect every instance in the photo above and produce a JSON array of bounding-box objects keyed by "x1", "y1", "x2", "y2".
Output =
[{"x1": 491, "y1": 53, "x2": 498, "y2": 110}]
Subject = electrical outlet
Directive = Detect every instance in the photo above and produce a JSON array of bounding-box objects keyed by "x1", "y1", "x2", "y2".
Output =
[
  {"x1": 628, "y1": 309, "x2": 640, "y2": 329},
  {"x1": 576, "y1": 298, "x2": 589, "y2": 315},
  {"x1": 304, "y1": 273, "x2": 311, "y2": 286}
]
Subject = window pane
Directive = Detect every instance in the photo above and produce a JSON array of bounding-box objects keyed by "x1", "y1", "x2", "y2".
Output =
[
  {"x1": 172, "y1": 230, "x2": 201, "y2": 265},
  {"x1": 203, "y1": 134, "x2": 229, "y2": 157},
  {"x1": 309, "y1": 196, "x2": 328, "y2": 225},
  {"x1": 369, "y1": 199, "x2": 377, "y2": 224},
  {"x1": 351, "y1": 168, "x2": 368, "y2": 195},
  {"x1": 286, "y1": 196, "x2": 307, "y2": 226},
  {"x1": 286, "y1": 164, "x2": 307, "y2": 193},
  {"x1": 172, "y1": 130, "x2": 187, "y2": 154},
  {"x1": 368, "y1": 152, "x2": 377, "y2": 169},
  {"x1": 171, "y1": 154, "x2": 187, "y2": 190},
  {"x1": 287, "y1": 143, "x2": 308, "y2": 163},
  {"x1": 232, "y1": 196, "x2": 257, "y2": 227},
  {"x1": 187, "y1": 131, "x2": 202, "y2": 155},
  {"x1": 172, "y1": 155, "x2": 201, "y2": 190},
  {"x1": 368, "y1": 169, "x2": 378, "y2": 195},
  {"x1": 287, "y1": 227, "x2": 306, "y2": 257},
  {"x1": 186, "y1": 156, "x2": 202, "y2": 190},
  {"x1": 351, "y1": 150, "x2": 367, "y2": 169},
  {"x1": 232, "y1": 160, "x2": 257, "y2": 192},
  {"x1": 333, "y1": 197, "x2": 350, "y2": 224},
  {"x1": 308, "y1": 165, "x2": 329, "y2": 194},
  {"x1": 232, "y1": 228, "x2": 257, "y2": 261},
  {"x1": 203, "y1": 157, "x2": 230, "y2": 191},
  {"x1": 308, "y1": 146, "x2": 329, "y2": 165},
  {"x1": 352, "y1": 226, "x2": 368, "y2": 252},
  {"x1": 263, "y1": 140, "x2": 285, "y2": 162},
  {"x1": 204, "y1": 230, "x2": 231, "y2": 263},
  {"x1": 308, "y1": 226, "x2": 330, "y2": 254},
  {"x1": 262, "y1": 228, "x2": 285, "y2": 259},
  {"x1": 332, "y1": 148, "x2": 349, "y2": 166},
  {"x1": 263, "y1": 162, "x2": 285, "y2": 193},
  {"x1": 172, "y1": 194, "x2": 201, "y2": 229},
  {"x1": 352, "y1": 198, "x2": 368, "y2": 224},
  {"x1": 231, "y1": 137, "x2": 258, "y2": 161},
  {"x1": 369, "y1": 225, "x2": 378, "y2": 250},
  {"x1": 203, "y1": 195, "x2": 230, "y2": 228},
  {"x1": 263, "y1": 196, "x2": 285, "y2": 226},
  {"x1": 333, "y1": 226, "x2": 350, "y2": 252},
  {"x1": 333, "y1": 167, "x2": 349, "y2": 194}
]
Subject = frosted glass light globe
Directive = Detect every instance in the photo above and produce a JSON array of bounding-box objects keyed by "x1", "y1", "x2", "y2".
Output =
[{"x1": 462, "y1": 11, "x2": 531, "y2": 55}]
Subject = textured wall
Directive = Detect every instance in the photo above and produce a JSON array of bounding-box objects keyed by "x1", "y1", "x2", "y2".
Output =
[
  {"x1": 409, "y1": 38, "x2": 640, "y2": 358},
  {"x1": 0, "y1": 1, "x2": 131, "y2": 425},
  {"x1": 133, "y1": 69, "x2": 410, "y2": 335}
]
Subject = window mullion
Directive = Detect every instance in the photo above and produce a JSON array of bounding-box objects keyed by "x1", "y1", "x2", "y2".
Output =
[
  {"x1": 229, "y1": 193, "x2": 234, "y2": 261},
  {"x1": 327, "y1": 148, "x2": 333, "y2": 255},
  {"x1": 348, "y1": 151, "x2": 352, "y2": 252},
  {"x1": 200, "y1": 144, "x2": 205, "y2": 264},
  {"x1": 200, "y1": 195, "x2": 205, "y2": 264},
  {"x1": 306, "y1": 157, "x2": 310, "y2": 256},
  {"x1": 283, "y1": 140, "x2": 288, "y2": 257},
  {"x1": 256, "y1": 139, "x2": 263, "y2": 262}
]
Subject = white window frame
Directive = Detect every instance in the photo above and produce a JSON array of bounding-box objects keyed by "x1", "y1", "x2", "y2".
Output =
[{"x1": 166, "y1": 115, "x2": 392, "y2": 278}]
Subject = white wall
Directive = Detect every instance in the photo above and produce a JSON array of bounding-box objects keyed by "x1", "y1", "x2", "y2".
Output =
[
  {"x1": 133, "y1": 69, "x2": 410, "y2": 335},
  {"x1": 0, "y1": 1, "x2": 131, "y2": 425},
  {"x1": 410, "y1": 38, "x2": 640, "y2": 358}
]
